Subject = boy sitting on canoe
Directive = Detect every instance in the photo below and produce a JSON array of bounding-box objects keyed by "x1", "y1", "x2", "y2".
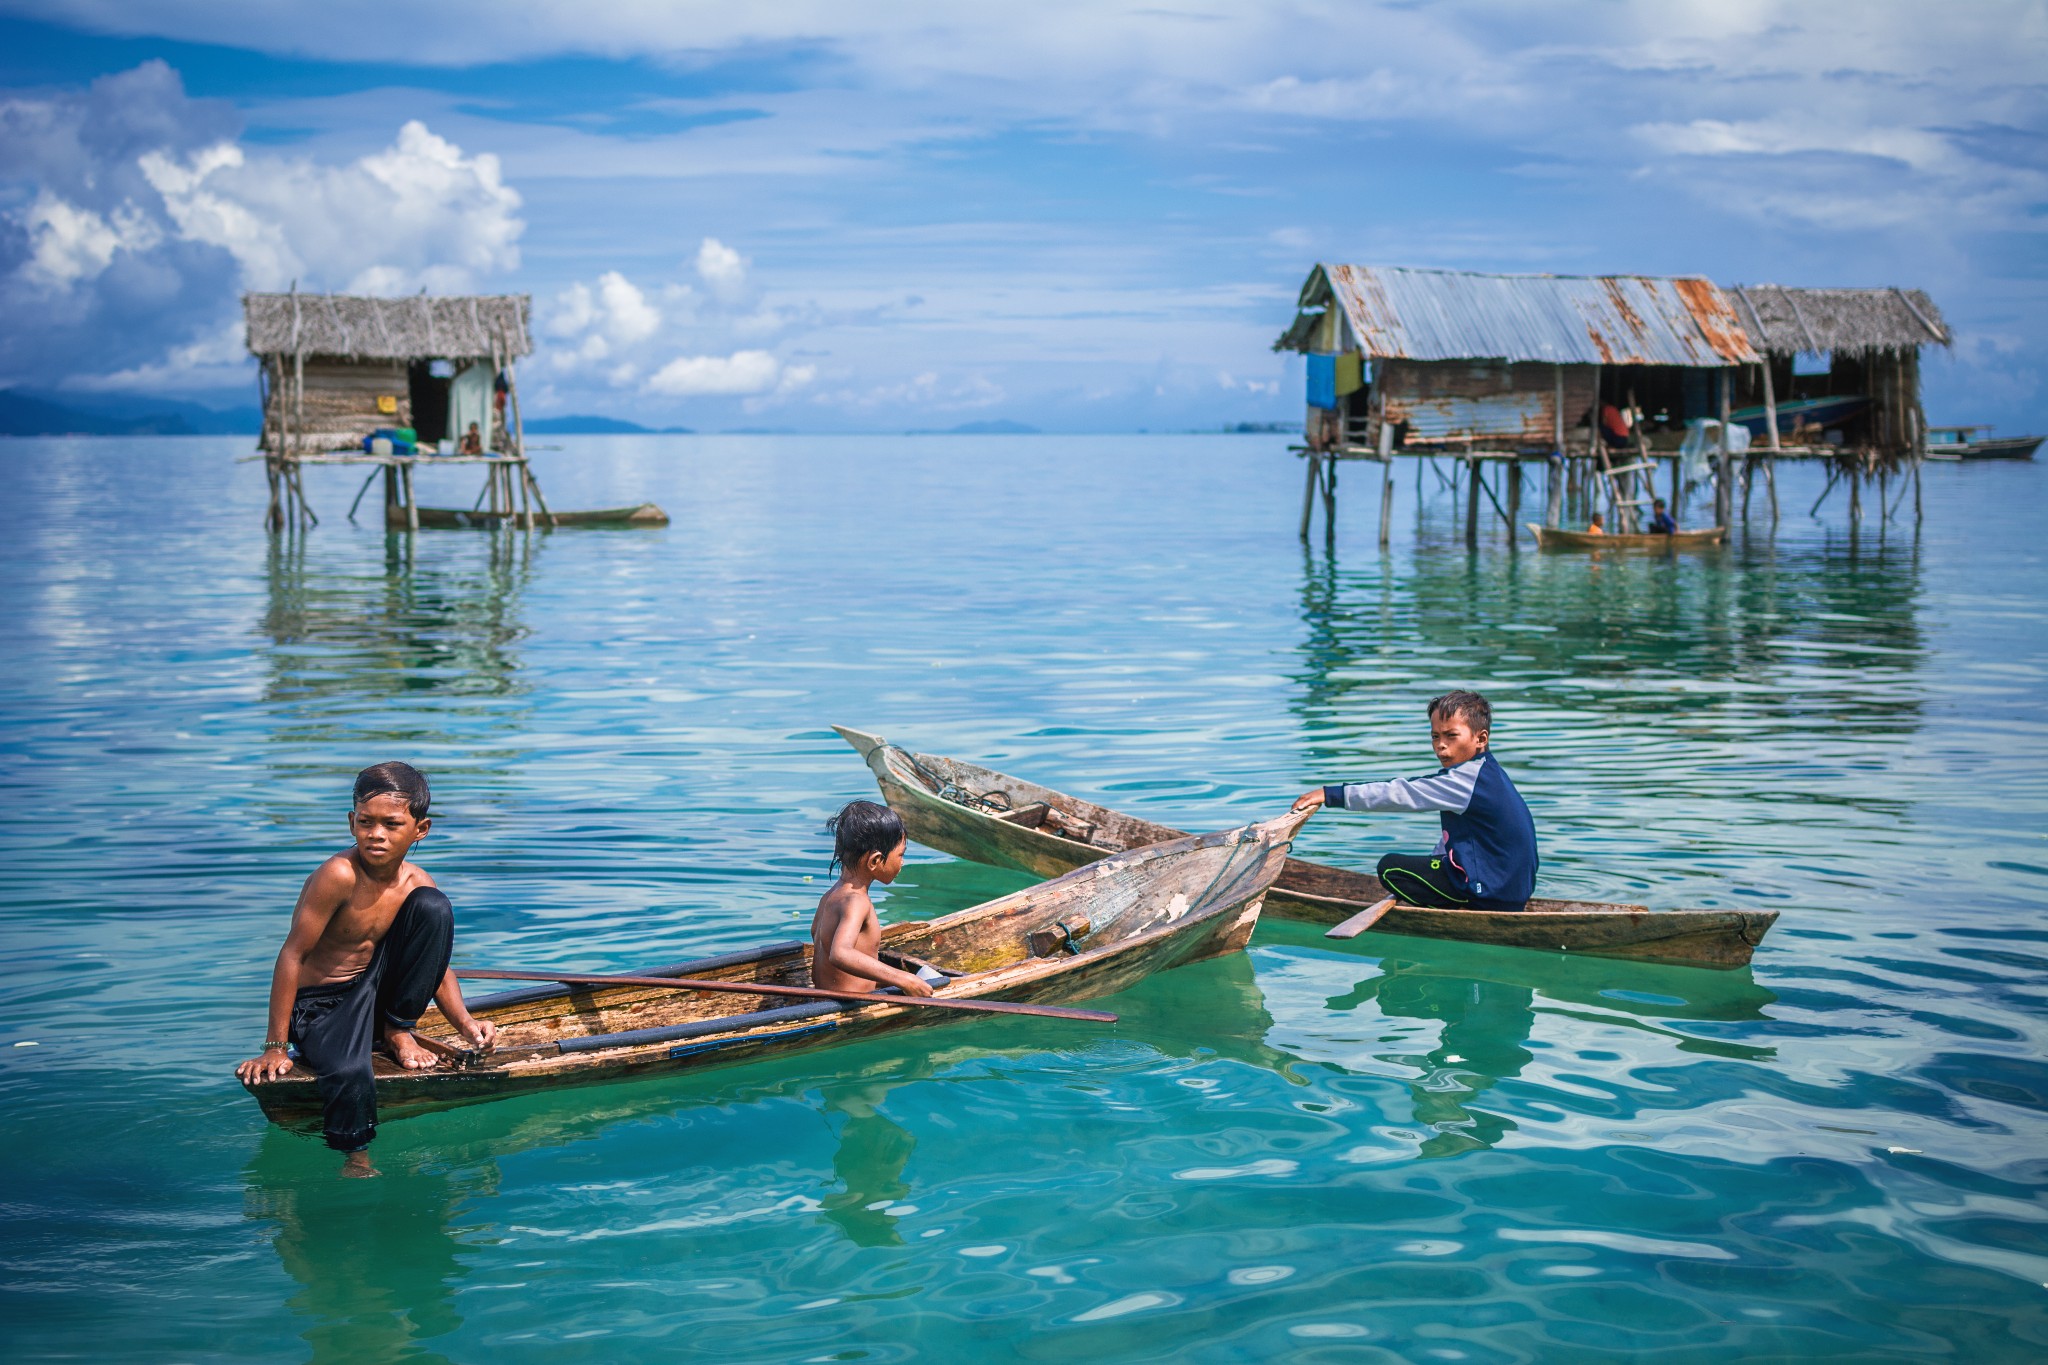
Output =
[
  {"x1": 1293, "y1": 690, "x2": 1538, "y2": 912},
  {"x1": 235, "y1": 762, "x2": 497, "y2": 1176},
  {"x1": 811, "y1": 800, "x2": 937, "y2": 997}
]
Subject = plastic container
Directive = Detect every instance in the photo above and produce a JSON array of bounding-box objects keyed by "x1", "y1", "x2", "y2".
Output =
[{"x1": 370, "y1": 436, "x2": 393, "y2": 456}]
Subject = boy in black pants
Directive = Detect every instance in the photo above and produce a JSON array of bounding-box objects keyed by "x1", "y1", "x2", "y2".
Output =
[
  {"x1": 235, "y1": 763, "x2": 496, "y2": 1176},
  {"x1": 1294, "y1": 691, "x2": 1539, "y2": 912}
]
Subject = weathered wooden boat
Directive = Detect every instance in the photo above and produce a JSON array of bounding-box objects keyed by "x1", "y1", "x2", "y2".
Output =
[
  {"x1": 242, "y1": 812, "x2": 1303, "y2": 1131},
  {"x1": 1528, "y1": 523, "x2": 1726, "y2": 551},
  {"x1": 1729, "y1": 394, "x2": 1867, "y2": 439},
  {"x1": 1925, "y1": 426, "x2": 2041, "y2": 462},
  {"x1": 397, "y1": 501, "x2": 671, "y2": 529},
  {"x1": 835, "y1": 727, "x2": 1777, "y2": 970}
]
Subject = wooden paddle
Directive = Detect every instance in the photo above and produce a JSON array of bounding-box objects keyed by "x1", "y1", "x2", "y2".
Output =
[
  {"x1": 1324, "y1": 896, "x2": 1399, "y2": 939},
  {"x1": 455, "y1": 968, "x2": 1118, "y2": 1023}
]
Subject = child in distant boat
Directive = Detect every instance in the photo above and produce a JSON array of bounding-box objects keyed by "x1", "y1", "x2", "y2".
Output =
[
  {"x1": 811, "y1": 801, "x2": 937, "y2": 997},
  {"x1": 1648, "y1": 498, "x2": 1678, "y2": 534},
  {"x1": 1293, "y1": 690, "x2": 1539, "y2": 912},
  {"x1": 1585, "y1": 511, "x2": 1606, "y2": 535},
  {"x1": 234, "y1": 763, "x2": 497, "y2": 1177}
]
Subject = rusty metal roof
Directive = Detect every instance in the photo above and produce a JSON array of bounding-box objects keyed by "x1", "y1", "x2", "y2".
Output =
[{"x1": 1278, "y1": 265, "x2": 1758, "y2": 367}]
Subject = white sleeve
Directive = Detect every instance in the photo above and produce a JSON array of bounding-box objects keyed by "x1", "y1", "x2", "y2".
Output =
[{"x1": 1333, "y1": 758, "x2": 1480, "y2": 814}]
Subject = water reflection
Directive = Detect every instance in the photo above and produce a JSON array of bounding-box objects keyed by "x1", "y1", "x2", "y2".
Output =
[
  {"x1": 1257, "y1": 923, "x2": 1778, "y2": 1159},
  {"x1": 262, "y1": 531, "x2": 538, "y2": 709}
]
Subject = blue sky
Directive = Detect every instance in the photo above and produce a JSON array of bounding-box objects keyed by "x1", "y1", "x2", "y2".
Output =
[{"x1": 1, "y1": 2, "x2": 2043, "y2": 432}]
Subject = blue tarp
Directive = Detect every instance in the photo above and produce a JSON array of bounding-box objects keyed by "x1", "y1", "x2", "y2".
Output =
[{"x1": 1306, "y1": 352, "x2": 1338, "y2": 410}]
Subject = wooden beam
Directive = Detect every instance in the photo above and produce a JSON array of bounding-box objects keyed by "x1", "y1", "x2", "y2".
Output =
[{"x1": 1377, "y1": 419, "x2": 1395, "y2": 548}]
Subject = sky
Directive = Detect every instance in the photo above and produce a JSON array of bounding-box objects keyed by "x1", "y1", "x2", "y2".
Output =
[{"x1": 0, "y1": 1, "x2": 2043, "y2": 433}]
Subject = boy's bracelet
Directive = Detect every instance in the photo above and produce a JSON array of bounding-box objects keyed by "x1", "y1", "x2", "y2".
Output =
[{"x1": 263, "y1": 1041, "x2": 289, "y2": 1052}]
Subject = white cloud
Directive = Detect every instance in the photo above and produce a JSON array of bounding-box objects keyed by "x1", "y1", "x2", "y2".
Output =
[
  {"x1": 135, "y1": 119, "x2": 522, "y2": 292},
  {"x1": 19, "y1": 191, "x2": 162, "y2": 287},
  {"x1": 646, "y1": 348, "x2": 784, "y2": 396},
  {"x1": 695, "y1": 237, "x2": 750, "y2": 304}
]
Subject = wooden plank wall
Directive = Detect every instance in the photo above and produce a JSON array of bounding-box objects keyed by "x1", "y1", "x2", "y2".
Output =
[{"x1": 265, "y1": 359, "x2": 410, "y2": 452}]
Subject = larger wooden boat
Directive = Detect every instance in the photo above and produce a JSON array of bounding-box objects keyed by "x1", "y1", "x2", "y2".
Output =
[
  {"x1": 1528, "y1": 523, "x2": 1726, "y2": 551},
  {"x1": 1925, "y1": 426, "x2": 2041, "y2": 462},
  {"x1": 243, "y1": 812, "x2": 1302, "y2": 1131},
  {"x1": 835, "y1": 727, "x2": 1776, "y2": 970}
]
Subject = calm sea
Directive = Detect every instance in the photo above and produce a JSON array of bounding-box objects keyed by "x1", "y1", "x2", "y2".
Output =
[{"x1": 1, "y1": 434, "x2": 2044, "y2": 1362}]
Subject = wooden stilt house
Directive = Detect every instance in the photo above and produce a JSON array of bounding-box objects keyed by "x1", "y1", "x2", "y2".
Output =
[
  {"x1": 1275, "y1": 265, "x2": 1760, "y2": 542},
  {"x1": 242, "y1": 290, "x2": 668, "y2": 532}
]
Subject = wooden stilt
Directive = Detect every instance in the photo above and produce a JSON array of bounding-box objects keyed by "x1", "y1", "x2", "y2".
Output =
[
  {"x1": 521, "y1": 460, "x2": 557, "y2": 528},
  {"x1": 403, "y1": 460, "x2": 420, "y2": 532},
  {"x1": 265, "y1": 459, "x2": 283, "y2": 532},
  {"x1": 1298, "y1": 453, "x2": 1320, "y2": 540},
  {"x1": 1505, "y1": 457, "x2": 1521, "y2": 548},
  {"x1": 1321, "y1": 454, "x2": 1337, "y2": 544},
  {"x1": 1766, "y1": 455, "x2": 1779, "y2": 523},
  {"x1": 1715, "y1": 369, "x2": 1733, "y2": 527},
  {"x1": 1377, "y1": 421, "x2": 1395, "y2": 548},
  {"x1": 1547, "y1": 365, "x2": 1565, "y2": 528},
  {"x1": 1464, "y1": 455, "x2": 1480, "y2": 547},
  {"x1": 1810, "y1": 467, "x2": 1841, "y2": 517},
  {"x1": 1848, "y1": 463, "x2": 1862, "y2": 524}
]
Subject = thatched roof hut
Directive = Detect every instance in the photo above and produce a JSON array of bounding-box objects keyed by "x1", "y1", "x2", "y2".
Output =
[
  {"x1": 1727, "y1": 286, "x2": 1949, "y2": 355},
  {"x1": 243, "y1": 291, "x2": 532, "y2": 456}
]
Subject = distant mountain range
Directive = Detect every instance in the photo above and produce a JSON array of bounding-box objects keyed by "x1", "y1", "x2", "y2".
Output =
[
  {"x1": 910, "y1": 419, "x2": 1041, "y2": 435},
  {"x1": 522, "y1": 415, "x2": 695, "y2": 434},
  {"x1": 0, "y1": 389, "x2": 259, "y2": 436}
]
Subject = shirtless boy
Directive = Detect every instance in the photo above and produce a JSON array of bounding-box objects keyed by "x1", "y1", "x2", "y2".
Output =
[
  {"x1": 235, "y1": 762, "x2": 496, "y2": 1175},
  {"x1": 810, "y1": 800, "x2": 936, "y2": 997}
]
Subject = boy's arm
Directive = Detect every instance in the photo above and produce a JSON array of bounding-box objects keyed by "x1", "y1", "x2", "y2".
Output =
[
  {"x1": 432, "y1": 970, "x2": 497, "y2": 1050},
  {"x1": 825, "y1": 903, "x2": 933, "y2": 997},
  {"x1": 234, "y1": 860, "x2": 349, "y2": 1083},
  {"x1": 1319, "y1": 759, "x2": 1483, "y2": 814}
]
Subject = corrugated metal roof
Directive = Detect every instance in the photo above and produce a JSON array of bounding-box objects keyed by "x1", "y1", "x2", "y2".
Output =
[{"x1": 1280, "y1": 265, "x2": 1758, "y2": 367}]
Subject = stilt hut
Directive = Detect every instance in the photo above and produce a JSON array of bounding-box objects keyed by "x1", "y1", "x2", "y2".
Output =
[
  {"x1": 244, "y1": 290, "x2": 585, "y2": 532},
  {"x1": 1275, "y1": 265, "x2": 1759, "y2": 543},
  {"x1": 1724, "y1": 285, "x2": 1949, "y2": 523}
]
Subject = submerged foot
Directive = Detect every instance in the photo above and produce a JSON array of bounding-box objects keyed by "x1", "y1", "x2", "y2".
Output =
[
  {"x1": 341, "y1": 1150, "x2": 379, "y2": 1179},
  {"x1": 383, "y1": 1026, "x2": 438, "y2": 1070}
]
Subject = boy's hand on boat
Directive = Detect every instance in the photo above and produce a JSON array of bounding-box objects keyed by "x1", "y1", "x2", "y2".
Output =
[
  {"x1": 458, "y1": 1018, "x2": 498, "y2": 1052},
  {"x1": 236, "y1": 1050, "x2": 294, "y2": 1083},
  {"x1": 1292, "y1": 788, "x2": 1326, "y2": 814},
  {"x1": 896, "y1": 975, "x2": 935, "y2": 998}
]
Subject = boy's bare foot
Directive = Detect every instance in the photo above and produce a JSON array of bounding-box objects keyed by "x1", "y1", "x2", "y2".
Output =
[
  {"x1": 341, "y1": 1150, "x2": 379, "y2": 1179},
  {"x1": 382, "y1": 1025, "x2": 438, "y2": 1070}
]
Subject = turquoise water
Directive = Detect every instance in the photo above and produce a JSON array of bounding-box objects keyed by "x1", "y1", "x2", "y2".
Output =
[{"x1": 1, "y1": 434, "x2": 2044, "y2": 1362}]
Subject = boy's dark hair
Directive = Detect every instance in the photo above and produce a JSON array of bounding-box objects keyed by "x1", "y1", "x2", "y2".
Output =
[
  {"x1": 354, "y1": 761, "x2": 431, "y2": 819},
  {"x1": 826, "y1": 799, "x2": 905, "y2": 874},
  {"x1": 1428, "y1": 690, "x2": 1492, "y2": 733}
]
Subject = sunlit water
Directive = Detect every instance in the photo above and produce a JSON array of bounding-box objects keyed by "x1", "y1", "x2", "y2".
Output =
[{"x1": 1, "y1": 434, "x2": 2044, "y2": 1362}]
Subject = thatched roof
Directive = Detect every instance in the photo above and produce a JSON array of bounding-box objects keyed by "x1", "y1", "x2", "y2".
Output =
[
  {"x1": 243, "y1": 292, "x2": 532, "y2": 361},
  {"x1": 1729, "y1": 285, "x2": 1948, "y2": 354}
]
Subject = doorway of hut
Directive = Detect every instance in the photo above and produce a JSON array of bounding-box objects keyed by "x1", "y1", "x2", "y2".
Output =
[{"x1": 407, "y1": 359, "x2": 456, "y2": 447}]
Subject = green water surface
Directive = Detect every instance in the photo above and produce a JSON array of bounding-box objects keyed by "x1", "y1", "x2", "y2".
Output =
[{"x1": 1, "y1": 435, "x2": 2044, "y2": 1362}]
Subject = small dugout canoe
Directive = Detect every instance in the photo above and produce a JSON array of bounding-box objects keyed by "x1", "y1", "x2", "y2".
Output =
[
  {"x1": 1528, "y1": 523, "x2": 1727, "y2": 551},
  {"x1": 397, "y1": 502, "x2": 671, "y2": 530},
  {"x1": 242, "y1": 812, "x2": 1303, "y2": 1132},
  {"x1": 835, "y1": 727, "x2": 1776, "y2": 970}
]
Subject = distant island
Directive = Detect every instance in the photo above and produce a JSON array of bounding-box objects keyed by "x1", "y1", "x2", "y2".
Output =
[
  {"x1": 908, "y1": 419, "x2": 1041, "y2": 435},
  {"x1": 0, "y1": 389, "x2": 258, "y2": 437},
  {"x1": 523, "y1": 415, "x2": 695, "y2": 434}
]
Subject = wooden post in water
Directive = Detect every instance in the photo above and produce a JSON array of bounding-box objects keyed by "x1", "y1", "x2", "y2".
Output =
[
  {"x1": 1715, "y1": 368, "x2": 1733, "y2": 527},
  {"x1": 1848, "y1": 459, "x2": 1862, "y2": 524},
  {"x1": 1546, "y1": 365, "x2": 1565, "y2": 528},
  {"x1": 1505, "y1": 457, "x2": 1521, "y2": 548},
  {"x1": 1377, "y1": 420, "x2": 1395, "y2": 548},
  {"x1": 1298, "y1": 451, "x2": 1319, "y2": 541},
  {"x1": 1464, "y1": 455, "x2": 1481, "y2": 547},
  {"x1": 1321, "y1": 453, "x2": 1337, "y2": 544}
]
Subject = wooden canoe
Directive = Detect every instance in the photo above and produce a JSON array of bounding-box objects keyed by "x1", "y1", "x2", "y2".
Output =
[
  {"x1": 242, "y1": 812, "x2": 1303, "y2": 1131},
  {"x1": 395, "y1": 502, "x2": 671, "y2": 530},
  {"x1": 835, "y1": 727, "x2": 1776, "y2": 970},
  {"x1": 1528, "y1": 523, "x2": 1726, "y2": 550}
]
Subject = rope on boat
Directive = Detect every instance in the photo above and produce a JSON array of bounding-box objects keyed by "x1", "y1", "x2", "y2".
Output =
[{"x1": 896, "y1": 747, "x2": 1014, "y2": 814}]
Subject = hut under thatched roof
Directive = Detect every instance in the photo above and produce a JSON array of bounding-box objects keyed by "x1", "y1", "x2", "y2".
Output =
[
  {"x1": 243, "y1": 291, "x2": 533, "y2": 456},
  {"x1": 1723, "y1": 285, "x2": 1948, "y2": 458}
]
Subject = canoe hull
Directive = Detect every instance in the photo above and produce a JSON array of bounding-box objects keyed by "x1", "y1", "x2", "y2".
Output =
[
  {"x1": 1529, "y1": 523, "x2": 1726, "y2": 551},
  {"x1": 244, "y1": 813, "x2": 1295, "y2": 1130},
  {"x1": 1928, "y1": 435, "x2": 2041, "y2": 462},
  {"x1": 392, "y1": 502, "x2": 670, "y2": 529},
  {"x1": 839, "y1": 727, "x2": 1776, "y2": 970}
]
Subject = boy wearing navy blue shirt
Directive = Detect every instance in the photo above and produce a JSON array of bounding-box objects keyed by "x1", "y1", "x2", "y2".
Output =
[{"x1": 1294, "y1": 691, "x2": 1538, "y2": 912}]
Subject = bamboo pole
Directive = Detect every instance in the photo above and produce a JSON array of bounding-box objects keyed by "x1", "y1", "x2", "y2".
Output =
[
  {"x1": 1546, "y1": 365, "x2": 1565, "y2": 528},
  {"x1": 1715, "y1": 368, "x2": 1733, "y2": 527},
  {"x1": 1505, "y1": 456, "x2": 1521, "y2": 548},
  {"x1": 1464, "y1": 454, "x2": 1480, "y2": 547},
  {"x1": 1321, "y1": 452, "x2": 1337, "y2": 544},
  {"x1": 1809, "y1": 467, "x2": 1841, "y2": 517},
  {"x1": 403, "y1": 460, "x2": 420, "y2": 532}
]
